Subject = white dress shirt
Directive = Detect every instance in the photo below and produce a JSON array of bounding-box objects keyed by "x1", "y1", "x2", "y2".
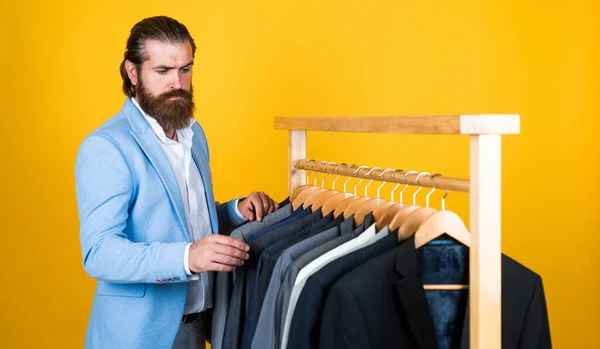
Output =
[
  {"x1": 132, "y1": 98, "x2": 245, "y2": 315},
  {"x1": 280, "y1": 223, "x2": 389, "y2": 349}
]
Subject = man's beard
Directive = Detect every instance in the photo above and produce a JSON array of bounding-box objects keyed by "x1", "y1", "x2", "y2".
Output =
[{"x1": 136, "y1": 79, "x2": 195, "y2": 132}]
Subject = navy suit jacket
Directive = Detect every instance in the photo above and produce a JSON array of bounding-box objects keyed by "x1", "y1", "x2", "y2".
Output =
[{"x1": 287, "y1": 231, "x2": 398, "y2": 349}]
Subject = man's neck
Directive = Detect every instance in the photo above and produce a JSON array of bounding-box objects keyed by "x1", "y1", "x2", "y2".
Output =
[{"x1": 166, "y1": 129, "x2": 178, "y2": 141}]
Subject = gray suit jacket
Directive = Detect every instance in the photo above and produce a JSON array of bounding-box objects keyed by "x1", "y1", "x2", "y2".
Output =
[
  {"x1": 250, "y1": 222, "x2": 341, "y2": 349},
  {"x1": 221, "y1": 208, "x2": 321, "y2": 349},
  {"x1": 211, "y1": 204, "x2": 292, "y2": 349},
  {"x1": 273, "y1": 213, "x2": 374, "y2": 349}
]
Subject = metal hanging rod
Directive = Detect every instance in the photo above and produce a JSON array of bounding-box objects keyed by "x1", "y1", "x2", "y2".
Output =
[{"x1": 295, "y1": 159, "x2": 470, "y2": 193}]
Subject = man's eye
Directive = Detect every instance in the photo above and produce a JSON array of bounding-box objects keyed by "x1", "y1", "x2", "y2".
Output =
[
  {"x1": 181, "y1": 67, "x2": 191, "y2": 73},
  {"x1": 156, "y1": 70, "x2": 167, "y2": 75}
]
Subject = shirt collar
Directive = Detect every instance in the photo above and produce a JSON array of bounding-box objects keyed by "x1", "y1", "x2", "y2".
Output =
[{"x1": 131, "y1": 97, "x2": 196, "y2": 144}]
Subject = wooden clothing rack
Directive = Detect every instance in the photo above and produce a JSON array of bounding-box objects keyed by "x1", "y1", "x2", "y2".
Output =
[{"x1": 275, "y1": 114, "x2": 520, "y2": 349}]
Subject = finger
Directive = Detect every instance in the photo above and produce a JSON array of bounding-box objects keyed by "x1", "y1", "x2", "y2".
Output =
[
  {"x1": 259, "y1": 192, "x2": 271, "y2": 217},
  {"x1": 241, "y1": 204, "x2": 256, "y2": 221},
  {"x1": 211, "y1": 235, "x2": 250, "y2": 252},
  {"x1": 214, "y1": 244, "x2": 250, "y2": 260},
  {"x1": 265, "y1": 194, "x2": 276, "y2": 214},
  {"x1": 259, "y1": 192, "x2": 273, "y2": 215},
  {"x1": 211, "y1": 253, "x2": 245, "y2": 267},
  {"x1": 251, "y1": 195, "x2": 264, "y2": 222}
]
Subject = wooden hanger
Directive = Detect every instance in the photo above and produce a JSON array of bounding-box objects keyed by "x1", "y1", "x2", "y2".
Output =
[
  {"x1": 298, "y1": 188, "x2": 329, "y2": 210},
  {"x1": 372, "y1": 202, "x2": 394, "y2": 222},
  {"x1": 397, "y1": 207, "x2": 437, "y2": 240},
  {"x1": 387, "y1": 171, "x2": 426, "y2": 231},
  {"x1": 354, "y1": 169, "x2": 399, "y2": 227},
  {"x1": 351, "y1": 168, "x2": 396, "y2": 226},
  {"x1": 308, "y1": 163, "x2": 352, "y2": 211},
  {"x1": 289, "y1": 159, "x2": 317, "y2": 202},
  {"x1": 341, "y1": 196, "x2": 372, "y2": 219},
  {"x1": 354, "y1": 198, "x2": 388, "y2": 226},
  {"x1": 332, "y1": 196, "x2": 362, "y2": 217},
  {"x1": 388, "y1": 205, "x2": 420, "y2": 231},
  {"x1": 375, "y1": 203, "x2": 409, "y2": 230},
  {"x1": 413, "y1": 188, "x2": 471, "y2": 291},
  {"x1": 312, "y1": 190, "x2": 340, "y2": 210},
  {"x1": 291, "y1": 161, "x2": 331, "y2": 210},
  {"x1": 373, "y1": 170, "x2": 412, "y2": 230},
  {"x1": 342, "y1": 167, "x2": 383, "y2": 220},
  {"x1": 414, "y1": 207, "x2": 471, "y2": 248},
  {"x1": 323, "y1": 165, "x2": 369, "y2": 216},
  {"x1": 321, "y1": 192, "x2": 353, "y2": 215},
  {"x1": 397, "y1": 180, "x2": 439, "y2": 240}
]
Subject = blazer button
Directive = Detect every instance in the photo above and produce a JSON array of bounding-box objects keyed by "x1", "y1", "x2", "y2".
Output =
[
  {"x1": 156, "y1": 278, "x2": 163, "y2": 283},
  {"x1": 174, "y1": 276, "x2": 180, "y2": 281}
]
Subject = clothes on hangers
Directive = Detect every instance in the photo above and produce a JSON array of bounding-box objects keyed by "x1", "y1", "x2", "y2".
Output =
[
  {"x1": 240, "y1": 210, "x2": 345, "y2": 349},
  {"x1": 251, "y1": 214, "x2": 364, "y2": 349},
  {"x1": 214, "y1": 200, "x2": 551, "y2": 349},
  {"x1": 286, "y1": 230, "x2": 399, "y2": 349},
  {"x1": 318, "y1": 236, "x2": 552, "y2": 349},
  {"x1": 211, "y1": 198, "x2": 292, "y2": 349},
  {"x1": 280, "y1": 222, "x2": 389, "y2": 349},
  {"x1": 272, "y1": 213, "x2": 373, "y2": 349},
  {"x1": 221, "y1": 205, "x2": 320, "y2": 349}
]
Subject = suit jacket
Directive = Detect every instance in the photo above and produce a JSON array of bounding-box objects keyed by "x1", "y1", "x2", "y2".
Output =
[
  {"x1": 281, "y1": 223, "x2": 387, "y2": 349},
  {"x1": 242, "y1": 211, "x2": 344, "y2": 349},
  {"x1": 274, "y1": 213, "x2": 372, "y2": 349},
  {"x1": 221, "y1": 208, "x2": 321, "y2": 349},
  {"x1": 75, "y1": 99, "x2": 246, "y2": 349},
  {"x1": 211, "y1": 203, "x2": 292, "y2": 349},
  {"x1": 287, "y1": 232, "x2": 398, "y2": 349},
  {"x1": 251, "y1": 222, "x2": 342, "y2": 349},
  {"x1": 319, "y1": 236, "x2": 552, "y2": 349}
]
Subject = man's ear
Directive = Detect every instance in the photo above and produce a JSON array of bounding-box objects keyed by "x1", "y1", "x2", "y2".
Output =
[{"x1": 124, "y1": 60, "x2": 139, "y2": 86}]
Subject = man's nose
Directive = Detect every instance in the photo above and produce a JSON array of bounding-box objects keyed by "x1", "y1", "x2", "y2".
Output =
[{"x1": 170, "y1": 72, "x2": 182, "y2": 90}]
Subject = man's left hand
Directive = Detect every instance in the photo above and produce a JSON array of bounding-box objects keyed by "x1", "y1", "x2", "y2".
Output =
[{"x1": 237, "y1": 191, "x2": 280, "y2": 222}]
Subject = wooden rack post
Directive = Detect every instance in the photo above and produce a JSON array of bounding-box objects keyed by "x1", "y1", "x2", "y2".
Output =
[{"x1": 275, "y1": 114, "x2": 520, "y2": 349}]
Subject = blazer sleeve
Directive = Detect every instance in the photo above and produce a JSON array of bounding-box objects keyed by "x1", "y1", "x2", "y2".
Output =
[
  {"x1": 76, "y1": 134, "x2": 191, "y2": 284},
  {"x1": 319, "y1": 282, "x2": 371, "y2": 349},
  {"x1": 216, "y1": 199, "x2": 247, "y2": 235},
  {"x1": 518, "y1": 275, "x2": 552, "y2": 348}
]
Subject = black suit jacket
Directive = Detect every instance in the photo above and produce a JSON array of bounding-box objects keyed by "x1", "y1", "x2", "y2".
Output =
[{"x1": 319, "y1": 236, "x2": 551, "y2": 349}]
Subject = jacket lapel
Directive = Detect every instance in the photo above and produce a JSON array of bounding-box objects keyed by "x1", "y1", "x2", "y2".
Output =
[
  {"x1": 190, "y1": 137, "x2": 218, "y2": 234},
  {"x1": 393, "y1": 237, "x2": 439, "y2": 349},
  {"x1": 123, "y1": 99, "x2": 189, "y2": 240}
]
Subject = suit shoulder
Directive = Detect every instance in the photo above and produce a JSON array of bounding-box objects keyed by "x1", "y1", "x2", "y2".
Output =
[
  {"x1": 79, "y1": 112, "x2": 134, "y2": 151},
  {"x1": 502, "y1": 254, "x2": 543, "y2": 284}
]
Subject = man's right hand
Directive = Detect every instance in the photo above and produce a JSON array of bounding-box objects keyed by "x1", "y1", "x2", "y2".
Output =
[{"x1": 188, "y1": 235, "x2": 250, "y2": 273}]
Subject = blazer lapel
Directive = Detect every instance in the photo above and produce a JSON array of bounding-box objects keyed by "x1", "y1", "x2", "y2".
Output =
[
  {"x1": 123, "y1": 99, "x2": 189, "y2": 240},
  {"x1": 191, "y1": 145, "x2": 218, "y2": 234},
  {"x1": 190, "y1": 124, "x2": 218, "y2": 234},
  {"x1": 393, "y1": 237, "x2": 439, "y2": 349}
]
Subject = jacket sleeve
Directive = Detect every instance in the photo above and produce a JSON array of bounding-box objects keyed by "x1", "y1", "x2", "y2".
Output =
[
  {"x1": 216, "y1": 199, "x2": 247, "y2": 235},
  {"x1": 76, "y1": 134, "x2": 192, "y2": 284},
  {"x1": 518, "y1": 275, "x2": 552, "y2": 348}
]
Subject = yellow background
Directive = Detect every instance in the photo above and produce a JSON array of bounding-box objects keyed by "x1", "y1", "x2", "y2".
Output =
[{"x1": 1, "y1": 1, "x2": 598, "y2": 348}]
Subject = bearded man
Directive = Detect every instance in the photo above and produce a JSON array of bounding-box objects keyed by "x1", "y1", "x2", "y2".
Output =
[{"x1": 75, "y1": 16, "x2": 278, "y2": 349}]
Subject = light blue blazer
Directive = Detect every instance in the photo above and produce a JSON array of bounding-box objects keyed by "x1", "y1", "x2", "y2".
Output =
[{"x1": 75, "y1": 99, "x2": 245, "y2": 349}]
